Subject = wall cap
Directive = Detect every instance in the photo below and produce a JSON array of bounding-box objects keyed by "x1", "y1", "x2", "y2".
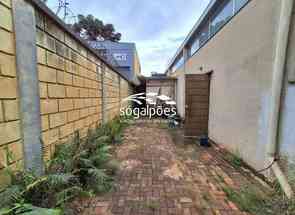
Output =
[{"x1": 27, "y1": 0, "x2": 131, "y2": 83}]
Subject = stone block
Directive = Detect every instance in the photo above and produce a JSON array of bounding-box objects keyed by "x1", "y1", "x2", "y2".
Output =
[
  {"x1": 45, "y1": 18, "x2": 64, "y2": 42},
  {"x1": 0, "y1": 52, "x2": 16, "y2": 77},
  {"x1": 41, "y1": 115, "x2": 49, "y2": 131},
  {"x1": 79, "y1": 88, "x2": 89, "y2": 97},
  {"x1": 0, "y1": 29, "x2": 14, "y2": 54},
  {"x1": 79, "y1": 108, "x2": 88, "y2": 118},
  {"x1": 36, "y1": 29, "x2": 46, "y2": 47},
  {"x1": 39, "y1": 82, "x2": 48, "y2": 98},
  {"x1": 48, "y1": 84, "x2": 65, "y2": 98},
  {"x1": 84, "y1": 79, "x2": 92, "y2": 88},
  {"x1": 0, "y1": 77, "x2": 17, "y2": 99},
  {"x1": 58, "y1": 98, "x2": 74, "y2": 112},
  {"x1": 38, "y1": 65, "x2": 57, "y2": 83},
  {"x1": 0, "y1": 4, "x2": 12, "y2": 31},
  {"x1": 65, "y1": 34, "x2": 77, "y2": 50},
  {"x1": 84, "y1": 98, "x2": 92, "y2": 107},
  {"x1": 42, "y1": 128, "x2": 59, "y2": 146},
  {"x1": 35, "y1": 10, "x2": 44, "y2": 29},
  {"x1": 84, "y1": 116, "x2": 92, "y2": 126},
  {"x1": 3, "y1": 99, "x2": 19, "y2": 121},
  {"x1": 65, "y1": 60, "x2": 78, "y2": 74},
  {"x1": 66, "y1": 86, "x2": 79, "y2": 98},
  {"x1": 46, "y1": 34, "x2": 56, "y2": 52},
  {"x1": 73, "y1": 75, "x2": 84, "y2": 87},
  {"x1": 70, "y1": 50, "x2": 78, "y2": 63},
  {"x1": 40, "y1": 99, "x2": 58, "y2": 114},
  {"x1": 47, "y1": 52, "x2": 64, "y2": 70},
  {"x1": 0, "y1": 121, "x2": 21, "y2": 145},
  {"x1": 89, "y1": 89, "x2": 96, "y2": 97},
  {"x1": 37, "y1": 47, "x2": 46, "y2": 65},
  {"x1": 59, "y1": 123, "x2": 74, "y2": 138},
  {"x1": 57, "y1": 71, "x2": 72, "y2": 85},
  {"x1": 0, "y1": 145, "x2": 8, "y2": 168},
  {"x1": 89, "y1": 106, "x2": 96, "y2": 115},
  {"x1": 74, "y1": 119, "x2": 84, "y2": 130},
  {"x1": 56, "y1": 40, "x2": 65, "y2": 57},
  {"x1": 0, "y1": 102, "x2": 3, "y2": 122},
  {"x1": 74, "y1": 98, "x2": 84, "y2": 109},
  {"x1": 49, "y1": 112, "x2": 66, "y2": 128},
  {"x1": 67, "y1": 110, "x2": 79, "y2": 122}
]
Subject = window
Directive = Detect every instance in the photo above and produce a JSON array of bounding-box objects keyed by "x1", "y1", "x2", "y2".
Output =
[
  {"x1": 172, "y1": 55, "x2": 184, "y2": 73},
  {"x1": 113, "y1": 53, "x2": 127, "y2": 61},
  {"x1": 209, "y1": 0, "x2": 234, "y2": 37},
  {"x1": 199, "y1": 24, "x2": 210, "y2": 46},
  {"x1": 189, "y1": 23, "x2": 209, "y2": 56},
  {"x1": 171, "y1": 0, "x2": 250, "y2": 70},
  {"x1": 189, "y1": 37, "x2": 200, "y2": 56},
  {"x1": 234, "y1": 0, "x2": 248, "y2": 12}
]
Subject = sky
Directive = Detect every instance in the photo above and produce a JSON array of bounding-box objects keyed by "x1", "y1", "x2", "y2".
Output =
[{"x1": 46, "y1": 0, "x2": 210, "y2": 76}]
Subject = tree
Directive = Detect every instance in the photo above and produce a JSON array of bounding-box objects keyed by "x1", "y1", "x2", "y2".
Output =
[{"x1": 72, "y1": 14, "x2": 121, "y2": 42}]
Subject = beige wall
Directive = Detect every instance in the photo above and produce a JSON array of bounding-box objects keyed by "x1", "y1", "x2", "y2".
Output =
[
  {"x1": 0, "y1": 0, "x2": 132, "y2": 187},
  {"x1": 35, "y1": 8, "x2": 130, "y2": 160},
  {"x1": 278, "y1": 4, "x2": 295, "y2": 177},
  {"x1": 133, "y1": 50, "x2": 141, "y2": 76},
  {"x1": 170, "y1": 0, "x2": 280, "y2": 170},
  {"x1": 170, "y1": 66, "x2": 185, "y2": 118},
  {"x1": 0, "y1": 0, "x2": 23, "y2": 187}
]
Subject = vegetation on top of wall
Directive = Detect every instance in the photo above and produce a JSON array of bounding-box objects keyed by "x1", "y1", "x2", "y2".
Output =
[{"x1": 0, "y1": 116, "x2": 131, "y2": 215}]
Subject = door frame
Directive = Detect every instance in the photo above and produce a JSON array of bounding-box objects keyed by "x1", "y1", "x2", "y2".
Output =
[{"x1": 184, "y1": 71, "x2": 212, "y2": 138}]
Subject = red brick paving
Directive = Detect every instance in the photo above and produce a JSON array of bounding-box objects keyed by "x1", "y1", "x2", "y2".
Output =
[{"x1": 75, "y1": 123, "x2": 269, "y2": 215}]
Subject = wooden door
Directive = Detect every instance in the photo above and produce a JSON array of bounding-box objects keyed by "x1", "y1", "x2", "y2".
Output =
[{"x1": 184, "y1": 74, "x2": 210, "y2": 137}]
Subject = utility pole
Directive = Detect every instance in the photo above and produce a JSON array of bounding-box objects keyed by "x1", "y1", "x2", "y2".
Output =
[{"x1": 55, "y1": 0, "x2": 76, "y2": 24}]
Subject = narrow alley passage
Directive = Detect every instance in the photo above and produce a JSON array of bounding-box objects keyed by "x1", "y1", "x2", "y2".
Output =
[{"x1": 74, "y1": 122, "x2": 269, "y2": 215}]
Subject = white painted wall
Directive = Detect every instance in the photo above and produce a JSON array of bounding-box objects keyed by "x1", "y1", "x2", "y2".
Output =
[{"x1": 169, "y1": 0, "x2": 281, "y2": 170}]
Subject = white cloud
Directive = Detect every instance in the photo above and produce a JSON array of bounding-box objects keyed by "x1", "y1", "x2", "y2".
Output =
[{"x1": 46, "y1": 0, "x2": 210, "y2": 76}]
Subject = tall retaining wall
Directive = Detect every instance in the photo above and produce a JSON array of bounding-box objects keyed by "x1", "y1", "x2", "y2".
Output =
[
  {"x1": 0, "y1": 0, "x2": 133, "y2": 188},
  {"x1": 0, "y1": 0, "x2": 23, "y2": 186}
]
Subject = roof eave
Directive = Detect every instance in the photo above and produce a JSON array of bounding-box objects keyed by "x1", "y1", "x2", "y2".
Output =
[{"x1": 165, "y1": 0, "x2": 217, "y2": 72}]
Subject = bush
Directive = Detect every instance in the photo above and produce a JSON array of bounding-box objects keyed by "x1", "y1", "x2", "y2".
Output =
[
  {"x1": 101, "y1": 116, "x2": 131, "y2": 144},
  {"x1": 0, "y1": 117, "x2": 128, "y2": 214}
]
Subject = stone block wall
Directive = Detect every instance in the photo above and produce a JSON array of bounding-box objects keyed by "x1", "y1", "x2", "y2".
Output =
[
  {"x1": 34, "y1": 8, "x2": 132, "y2": 159},
  {"x1": 35, "y1": 9, "x2": 105, "y2": 160},
  {"x1": 103, "y1": 66, "x2": 121, "y2": 122},
  {"x1": 0, "y1": 0, "x2": 133, "y2": 187},
  {"x1": 0, "y1": 0, "x2": 23, "y2": 186}
]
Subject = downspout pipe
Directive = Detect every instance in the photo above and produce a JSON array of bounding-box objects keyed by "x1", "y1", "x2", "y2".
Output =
[{"x1": 267, "y1": 0, "x2": 294, "y2": 198}]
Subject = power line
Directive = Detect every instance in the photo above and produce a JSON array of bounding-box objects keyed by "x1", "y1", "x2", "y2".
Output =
[{"x1": 55, "y1": 0, "x2": 76, "y2": 24}]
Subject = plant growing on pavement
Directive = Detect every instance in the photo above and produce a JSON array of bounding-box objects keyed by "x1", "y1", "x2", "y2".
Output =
[
  {"x1": 0, "y1": 117, "x2": 128, "y2": 214},
  {"x1": 223, "y1": 183, "x2": 295, "y2": 215},
  {"x1": 225, "y1": 151, "x2": 243, "y2": 169}
]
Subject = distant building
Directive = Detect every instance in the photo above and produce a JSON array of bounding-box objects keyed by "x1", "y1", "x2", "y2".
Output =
[
  {"x1": 146, "y1": 72, "x2": 176, "y2": 106},
  {"x1": 88, "y1": 40, "x2": 141, "y2": 86}
]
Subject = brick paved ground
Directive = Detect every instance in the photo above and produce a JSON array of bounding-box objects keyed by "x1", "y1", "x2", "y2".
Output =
[{"x1": 73, "y1": 122, "x2": 270, "y2": 215}]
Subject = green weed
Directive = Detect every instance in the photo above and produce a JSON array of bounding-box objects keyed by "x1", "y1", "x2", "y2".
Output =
[
  {"x1": 225, "y1": 152, "x2": 243, "y2": 169},
  {"x1": 0, "y1": 116, "x2": 129, "y2": 214}
]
